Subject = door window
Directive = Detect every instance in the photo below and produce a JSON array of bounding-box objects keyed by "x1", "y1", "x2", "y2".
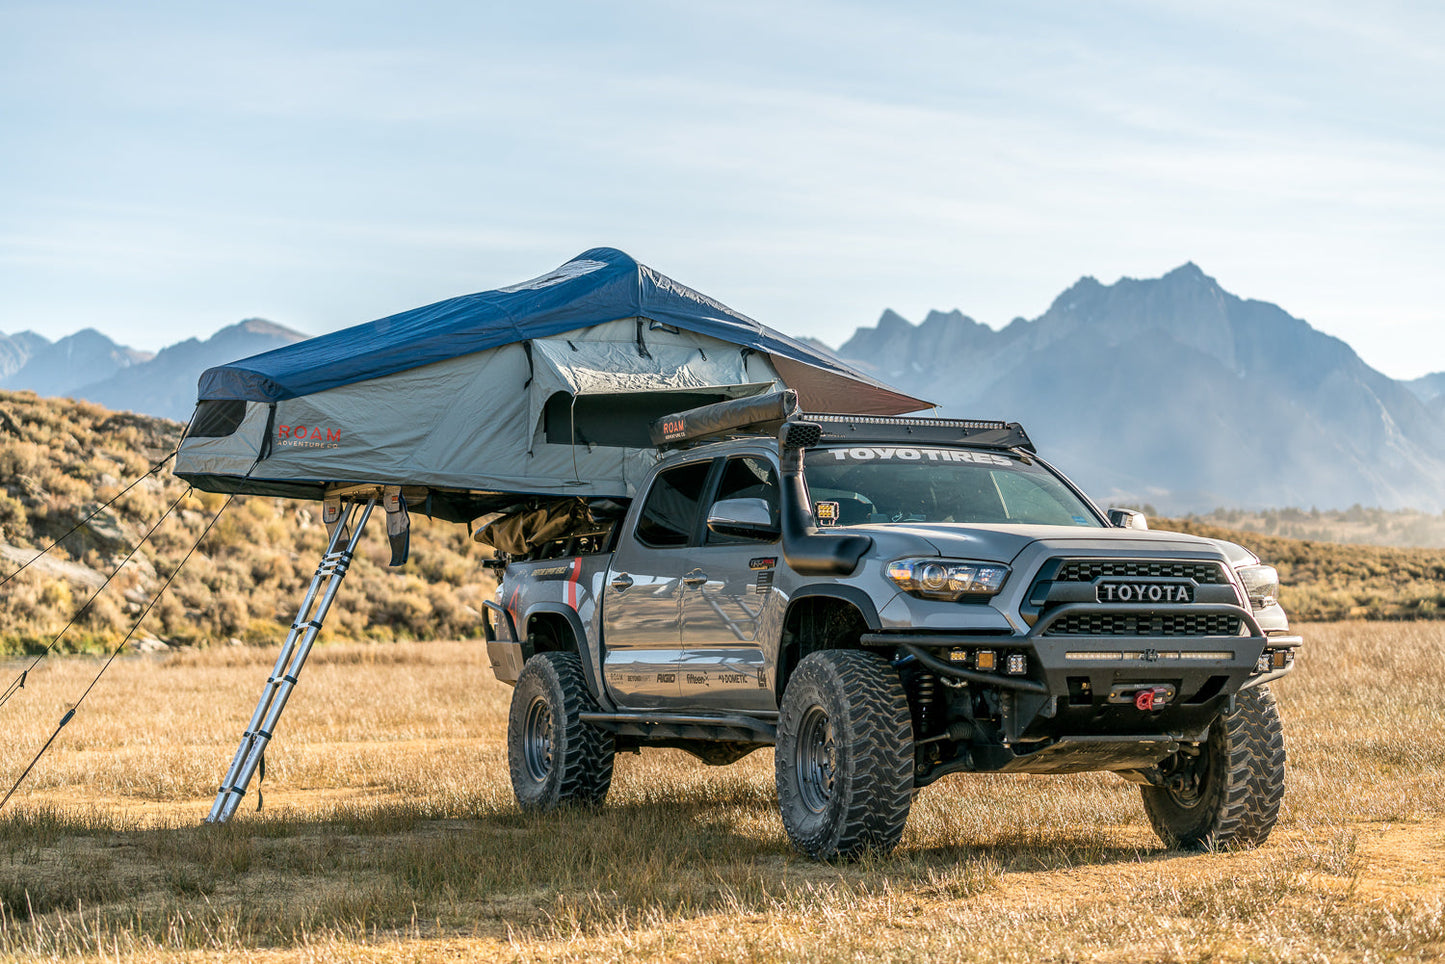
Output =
[
  {"x1": 705, "y1": 456, "x2": 780, "y2": 545},
  {"x1": 633, "y1": 460, "x2": 714, "y2": 548}
]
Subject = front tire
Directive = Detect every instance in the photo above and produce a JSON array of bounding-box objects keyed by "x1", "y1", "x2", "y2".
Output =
[
  {"x1": 1141, "y1": 685, "x2": 1286, "y2": 850},
  {"x1": 776, "y1": 650, "x2": 914, "y2": 860},
  {"x1": 508, "y1": 652, "x2": 614, "y2": 811}
]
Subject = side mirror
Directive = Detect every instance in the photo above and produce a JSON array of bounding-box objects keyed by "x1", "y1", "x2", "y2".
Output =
[
  {"x1": 1107, "y1": 507, "x2": 1149, "y2": 530},
  {"x1": 707, "y1": 498, "x2": 780, "y2": 540}
]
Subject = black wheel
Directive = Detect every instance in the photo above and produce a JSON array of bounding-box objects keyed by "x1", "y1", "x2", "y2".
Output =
[
  {"x1": 775, "y1": 650, "x2": 914, "y2": 860},
  {"x1": 507, "y1": 652, "x2": 614, "y2": 811},
  {"x1": 1141, "y1": 685, "x2": 1286, "y2": 850}
]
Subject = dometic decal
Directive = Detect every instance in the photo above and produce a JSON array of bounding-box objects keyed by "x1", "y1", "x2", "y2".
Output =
[
  {"x1": 828, "y1": 447, "x2": 1011, "y2": 466},
  {"x1": 276, "y1": 424, "x2": 341, "y2": 449}
]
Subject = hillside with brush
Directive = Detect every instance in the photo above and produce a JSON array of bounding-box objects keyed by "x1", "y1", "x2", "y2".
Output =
[
  {"x1": 0, "y1": 390, "x2": 494, "y2": 655},
  {"x1": 3, "y1": 391, "x2": 1443, "y2": 657},
  {"x1": 1158, "y1": 517, "x2": 1445, "y2": 621}
]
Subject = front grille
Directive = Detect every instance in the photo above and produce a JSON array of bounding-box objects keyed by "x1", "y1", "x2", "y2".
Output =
[
  {"x1": 1055, "y1": 559, "x2": 1228, "y2": 584},
  {"x1": 1044, "y1": 612, "x2": 1243, "y2": 637}
]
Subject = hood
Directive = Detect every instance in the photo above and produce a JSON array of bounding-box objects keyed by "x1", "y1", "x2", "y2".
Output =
[{"x1": 859, "y1": 523, "x2": 1230, "y2": 565}]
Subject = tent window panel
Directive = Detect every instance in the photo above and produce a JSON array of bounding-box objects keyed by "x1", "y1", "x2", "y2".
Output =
[
  {"x1": 187, "y1": 400, "x2": 248, "y2": 439},
  {"x1": 543, "y1": 391, "x2": 735, "y2": 448}
]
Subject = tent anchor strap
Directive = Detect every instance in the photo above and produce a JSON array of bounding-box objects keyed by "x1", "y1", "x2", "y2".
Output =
[{"x1": 204, "y1": 497, "x2": 376, "y2": 824}]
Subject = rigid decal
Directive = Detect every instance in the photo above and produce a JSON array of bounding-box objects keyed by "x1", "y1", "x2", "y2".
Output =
[{"x1": 828, "y1": 447, "x2": 1012, "y2": 466}]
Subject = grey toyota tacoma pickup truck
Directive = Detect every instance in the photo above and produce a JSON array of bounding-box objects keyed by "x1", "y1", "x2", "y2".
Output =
[{"x1": 479, "y1": 392, "x2": 1298, "y2": 860}]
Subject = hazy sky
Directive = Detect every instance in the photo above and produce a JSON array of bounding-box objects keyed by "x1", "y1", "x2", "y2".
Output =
[{"x1": 3, "y1": 0, "x2": 1442, "y2": 378}]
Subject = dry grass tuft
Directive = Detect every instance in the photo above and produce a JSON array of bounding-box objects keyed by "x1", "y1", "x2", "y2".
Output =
[{"x1": 0, "y1": 625, "x2": 1437, "y2": 961}]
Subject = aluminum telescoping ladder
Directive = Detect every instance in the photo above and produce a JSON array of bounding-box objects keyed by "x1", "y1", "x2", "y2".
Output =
[{"x1": 206, "y1": 498, "x2": 375, "y2": 823}]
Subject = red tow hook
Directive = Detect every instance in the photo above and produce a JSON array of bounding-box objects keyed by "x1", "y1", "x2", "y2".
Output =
[{"x1": 1135, "y1": 688, "x2": 1161, "y2": 711}]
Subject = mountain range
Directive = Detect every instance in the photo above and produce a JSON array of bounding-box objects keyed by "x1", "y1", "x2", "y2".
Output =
[
  {"x1": 834, "y1": 264, "x2": 1445, "y2": 513},
  {"x1": 0, "y1": 319, "x2": 306, "y2": 422},
  {"x1": 2, "y1": 267, "x2": 1442, "y2": 513}
]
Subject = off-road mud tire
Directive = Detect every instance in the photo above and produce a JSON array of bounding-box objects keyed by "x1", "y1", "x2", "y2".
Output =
[
  {"x1": 776, "y1": 650, "x2": 914, "y2": 860},
  {"x1": 1141, "y1": 685, "x2": 1286, "y2": 850},
  {"x1": 508, "y1": 652, "x2": 614, "y2": 811}
]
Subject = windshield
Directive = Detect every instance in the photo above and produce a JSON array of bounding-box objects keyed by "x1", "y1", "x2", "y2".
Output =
[{"x1": 803, "y1": 445, "x2": 1103, "y2": 528}]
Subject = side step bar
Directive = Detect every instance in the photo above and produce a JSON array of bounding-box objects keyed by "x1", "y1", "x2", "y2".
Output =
[{"x1": 580, "y1": 711, "x2": 777, "y2": 742}]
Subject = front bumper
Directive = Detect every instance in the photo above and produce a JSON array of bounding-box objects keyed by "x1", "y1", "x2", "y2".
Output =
[{"x1": 862, "y1": 603, "x2": 1294, "y2": 748}]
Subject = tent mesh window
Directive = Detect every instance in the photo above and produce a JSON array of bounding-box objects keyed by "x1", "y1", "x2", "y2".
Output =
[
  {"x1": 543, "y1": 391, "x2": 737, "y2": 447},
  {"x1": 187, "y1": 400, "x2": 248, "y2": 439}
]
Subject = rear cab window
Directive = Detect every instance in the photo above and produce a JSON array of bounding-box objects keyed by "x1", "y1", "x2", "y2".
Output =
[{"x1": 633, "y1": 459, "x2": 715, "y2": 548}]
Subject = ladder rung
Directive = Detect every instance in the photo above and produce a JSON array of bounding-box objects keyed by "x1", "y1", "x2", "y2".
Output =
[{"x1": 207, "y1": 498, "x2": 374, "y2": 824}]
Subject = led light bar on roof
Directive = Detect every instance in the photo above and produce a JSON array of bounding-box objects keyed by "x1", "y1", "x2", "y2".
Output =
[
  {"x1": 807, "y1": 413, "x2": 1010, "y2": 431},
  {"x1": 803, "y1": 413, "x2": 1036, "y2": 453}
]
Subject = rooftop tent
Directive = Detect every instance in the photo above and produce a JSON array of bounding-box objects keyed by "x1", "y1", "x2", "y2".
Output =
[{"x1": 174, "y1": 247, "x2": 931, "y2": 521}]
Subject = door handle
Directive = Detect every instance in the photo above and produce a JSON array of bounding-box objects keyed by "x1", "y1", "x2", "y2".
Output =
[
  {"x1": 610, "y1": 573, "x2": 634, "y2": 591},
  {"x1": 683, "y1": 571, "x2": 708, "y2": 588}
]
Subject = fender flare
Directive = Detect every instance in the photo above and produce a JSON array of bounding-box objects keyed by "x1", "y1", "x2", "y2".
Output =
[
  {"x1": 785, "y1": 585, "x2": 882, "y2": 631},
  {"x1": 521, "y1": 602, "x2": 611, "y2": 709}
]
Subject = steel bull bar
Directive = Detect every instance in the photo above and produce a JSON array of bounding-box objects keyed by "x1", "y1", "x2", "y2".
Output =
[{"x1": 863, "y1": 603, "x2": 1286, "y2": 704}]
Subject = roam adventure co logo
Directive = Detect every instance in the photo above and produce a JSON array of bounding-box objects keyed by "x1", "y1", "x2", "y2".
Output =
[{"x1": 276, "y1": 423, "x2": 341, "y2": 449}]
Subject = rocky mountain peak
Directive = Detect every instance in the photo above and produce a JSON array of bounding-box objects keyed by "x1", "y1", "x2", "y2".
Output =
[
  {"x1": 228, "y1": 318, "x2": 307, "y2": 340},
  {"x1": 827, "y1": 266, "x2": 1445, "y2": 513}
]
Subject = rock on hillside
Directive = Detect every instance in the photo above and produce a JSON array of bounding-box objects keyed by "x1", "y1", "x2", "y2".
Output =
[{"x1": 836, "y1": 264, "x2": 1445, "y2": 513}]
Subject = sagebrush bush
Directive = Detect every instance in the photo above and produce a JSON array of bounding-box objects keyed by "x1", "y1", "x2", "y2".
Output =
[{"x1": 0, "y1": 390, "x2": 495, "y2": 653}]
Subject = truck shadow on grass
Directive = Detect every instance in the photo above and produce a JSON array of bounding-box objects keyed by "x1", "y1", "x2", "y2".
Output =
[{"x1": 0, "y1": 794, "x2": 1181, "y2": 953}]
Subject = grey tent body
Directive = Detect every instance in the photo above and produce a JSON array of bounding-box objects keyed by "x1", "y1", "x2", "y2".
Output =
[{"x1": 174, "y1": 249, "x2": 930, "y2": 523}]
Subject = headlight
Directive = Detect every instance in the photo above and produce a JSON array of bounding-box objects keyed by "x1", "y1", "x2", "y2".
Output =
[
  {"x1": 886, "y1": 558, "x2": 1009, "y2": 600},
  {"x1": 1236, "y1": 564, "x2": 1279, "y2": 610}
]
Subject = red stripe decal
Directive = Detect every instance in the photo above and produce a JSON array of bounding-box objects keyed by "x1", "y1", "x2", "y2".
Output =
[{"x1": 566, "y1": 557, "x2": 582, "y2": 609}]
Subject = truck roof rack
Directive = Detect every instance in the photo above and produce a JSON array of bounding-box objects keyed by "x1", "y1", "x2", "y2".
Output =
[{"x1": 650, "y1": 391, "x2": 1035, "y2": 454}]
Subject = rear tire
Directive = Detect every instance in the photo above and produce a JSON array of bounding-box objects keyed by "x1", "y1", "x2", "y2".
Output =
[
  {"x1": 1141, "y1": 685, "x2": 1286, "y2": 850},
  {"x1": 508, "y1": 652, "x2": 614, "y2": 811},
  {"x1": 776, "y1": 650, "x2": 914, "y2": 860}
]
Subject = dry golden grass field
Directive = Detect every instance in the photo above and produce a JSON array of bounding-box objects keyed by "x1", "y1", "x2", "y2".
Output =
[{"x1": 0, "y1": 622, "x2": 1439, "y2": 962}]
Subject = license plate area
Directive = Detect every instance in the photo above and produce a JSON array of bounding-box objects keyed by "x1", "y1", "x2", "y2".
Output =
[{"x1": 1095, "y1": 580, "x2": 1195, "y2": 604}]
